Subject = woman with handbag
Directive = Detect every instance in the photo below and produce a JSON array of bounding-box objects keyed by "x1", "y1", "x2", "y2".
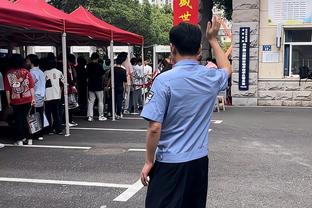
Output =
[
  {"x1": 66, "y1": 54, "x2": 79, "y2": 127},
  {"x1": 26, "y1": 54, "x2": 46, "y2": 141},
  {"x1": 4, "y1": 54, "x2": 35, "y2": 146}
]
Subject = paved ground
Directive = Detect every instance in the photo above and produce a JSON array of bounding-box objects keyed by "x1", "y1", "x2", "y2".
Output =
[{"x1": 0, "y1": 107, "x2": 311, "y2": 208}]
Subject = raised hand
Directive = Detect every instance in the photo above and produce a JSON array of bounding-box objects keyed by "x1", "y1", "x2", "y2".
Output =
[{"x1": 206, "y1": 16, "x2": 221, "y2": 42}]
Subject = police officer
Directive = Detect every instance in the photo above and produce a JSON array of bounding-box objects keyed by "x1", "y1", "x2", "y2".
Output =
[{"x1": 140, "y1": 16, "x2": 232, "y2": 208}]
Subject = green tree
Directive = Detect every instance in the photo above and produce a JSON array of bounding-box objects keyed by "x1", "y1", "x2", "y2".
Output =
[
  {"x1": 199, "y1": 0, "x2": 232, "y2": 60},
  {"x1": 199, "y1": 0, "x2": 214, "y2": 60},
  {"x1": 220, "y1": 41, "x2": 232, "y2": 52},
  {"x1": 150, "y1": 5, "x2": 173, "y2": 45},
  {"x1": 49, "y1": 0, "x2": 173, "y2": 45},
  {"x1": 214, "y1": 0, "x2": 233, "y2": 20},
  {"x1": 49, "y1": 0, "x2": 88, "y2": 13}
]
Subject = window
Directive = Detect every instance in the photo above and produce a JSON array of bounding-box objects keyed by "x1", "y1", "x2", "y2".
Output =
[
  {"x1": 291, "y1": 45, "x2": 312, "y2": 75},
  {"x1": 285, "y1": 30, "x2": 312, "y2": 42},
  {"x1": 284, "y1": 29, "x2": 312, "y2": 77}
]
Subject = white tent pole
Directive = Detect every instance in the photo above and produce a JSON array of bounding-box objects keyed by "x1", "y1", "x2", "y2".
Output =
[
  {"x1": 153, "y1": 44, "x2": 156, "y2": 74},
  {"x1": 62, "y1": 32, "x2": 70, "y2": 136},
  {"x1": 110, "y1": 40, "x2": 116, "y2": 121},
  {"x1": 141, "y1": 46, "x2": 146, "y2": 103}
]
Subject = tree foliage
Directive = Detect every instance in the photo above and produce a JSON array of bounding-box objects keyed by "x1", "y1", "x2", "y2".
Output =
[
  {"x1": 213, "y1": 0, "x2": 233, "y2": 20},
  {"x1": 49, "y1": 0, "x2": 88, "y2": 13},
  {"x1": 49, "y1": 0, "x2": 173, "y2": 45}
]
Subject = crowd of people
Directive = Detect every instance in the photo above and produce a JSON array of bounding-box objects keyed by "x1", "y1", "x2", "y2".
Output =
[
  {"x1": 0, "y1": 51, "x2": 157, "y2": 146},
  {"x1": 0, "y1": 47, "x2": 231, "y2": 148}
]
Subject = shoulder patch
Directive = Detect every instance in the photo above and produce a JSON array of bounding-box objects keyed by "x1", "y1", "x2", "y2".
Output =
[{"x1": 145, "y1": 91, "x2": 154, "y2": 104}]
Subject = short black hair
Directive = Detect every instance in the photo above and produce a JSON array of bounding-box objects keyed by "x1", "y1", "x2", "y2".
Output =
[
  {"x1": 46, "y1": 58, "x2": 57, "y2": 70},
  {"x1": 9, "y1": 54, "x2": 25, "y2": 69},
  {"x1": 206, "y1": 57, "x2": 213, "y2": 62},
  {"x1": 77, "y1": 56, "x2": 87, "y2": 66},
  {"x1": 144, "y1": 56, "x2": 151, "y2": 62},
  {"x1": 105, "y1": 59, "x2": 111, "y2": 66},
  {"x1": 206, "y1": 57, "x2": 217, "y2": 64},
  {"x1": 47, "y1": 52, "x2": 56, "y2": 61},
  {"x1": 57, "y1": 53, "x2": 63, "y2": 61},
  {"x1": 27, "y1": 54, "x2": 40, "y2": 67},
  {"x1": 67, "y1": 54, "x2": 76, "y2": 64},
  {"x1": 0, "y1": 56, "x2": 9, "y2": 74},
  {"x1": 130, "y1": 57, "x2": 137, "y2": 65},
  {"x1": 91, "y1": 52, "x2": 99, "y2": 61},
  {"x1": 116, "y1": 52, "x2": 128, "y2": 65},
  {"x1": 169, "y1": 22, "x2": 202, "y2": 56},
  {"x1": 39, "y1": 58, "x2": 48, "y2": 71}
]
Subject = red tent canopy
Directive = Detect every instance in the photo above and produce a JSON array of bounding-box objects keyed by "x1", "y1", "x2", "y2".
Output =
[
  {"x1": 0, "y1": 0, "x2": 63, "y2": 33},
  {"x1": 70, "y1": 6, "x2": 144, "y2": 45},
  {"x1": 14, "y1": 0, "x2": 112, "y2": 41}
]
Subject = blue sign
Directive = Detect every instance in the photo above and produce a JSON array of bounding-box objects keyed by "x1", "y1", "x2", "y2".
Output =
[
  {"x1": 239, "y1": 27, "x2": 250, "y2": 91},
  {"x1": 263, "y1": 45, "x2": 272, "y2": 51}
]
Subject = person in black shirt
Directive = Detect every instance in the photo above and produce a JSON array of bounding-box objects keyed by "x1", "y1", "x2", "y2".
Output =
[
  {"x1": 108, "y1": 52, "x2": 127, "y2": 119},
  {"x1": 87, "y1": 53, "x2": 107, "y2": 122},
  {"x1": 76, "y1": 56, "x2": 87, "y2": 115}
]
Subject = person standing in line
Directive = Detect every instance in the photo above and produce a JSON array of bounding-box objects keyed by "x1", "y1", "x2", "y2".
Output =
[
  {"x1": 0, "y1": 61, "x2": 6, "y2": 113},
  {"x1": 123, "y1": 56, "x2": 133, "y2": 115},
  {"x1": 108, "y1": 52, "x2": 127, "y2": 120},
  {"x1": 157, "y1": 57, "x2": 173, "y2": 77},
  {"x1": 76, "y1": 56, "x2": 88, "y2": 115},
  {"x1": 103, "y1": 59, "x2": 112, "y2": 115},
  {"x1": 140, "y1": 17, "x2": 232, "y2": 208},
  {"x1": 0, "y1": 67, "x2": 4, "y2": 148},
  {"x1": 86, "y1": 53, "x2": 107, "y2": 122},
  {"x1": 4, "y1": 54, "x2": 36, "y2": 146},
  {"x1": 143, "y1": 57, "x2": 153, "y2": 86},
  {"x1": 131, "y1": 57, "x2": 144, "y2": 113},
  {"x1": 67, "y1": 54, "x2": 79, "y2": 127},
  {"x1": 26, "y1": 54, "x2": 45, "y2": 142},
  {"x1": 103, "y1": 59, "x2": 111, "y2": 72},
  {"x1": 206, "y1": 57, "x2": 218, "y2": 69},
  {"x1": 44, "y1": 58, "x2": 64, "y2": 135}
]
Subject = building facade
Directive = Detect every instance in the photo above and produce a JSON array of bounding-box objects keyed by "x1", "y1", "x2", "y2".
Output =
[{"x1": 232, "y1": 0, "x2": 312, "y2": 107}]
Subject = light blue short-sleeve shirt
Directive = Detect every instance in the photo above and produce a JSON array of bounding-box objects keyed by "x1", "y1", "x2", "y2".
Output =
[
  {"x1": 30, "y1": 67, "x2": 46, "y2": 107},
  {"x1": 141, "y1": 59, "x2": 229, "y2": 163}
]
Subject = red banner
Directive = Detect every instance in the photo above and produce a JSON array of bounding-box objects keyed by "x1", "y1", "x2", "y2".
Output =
[{"x1": 173, "y1": 0, "x2": 199, "y2": 26}]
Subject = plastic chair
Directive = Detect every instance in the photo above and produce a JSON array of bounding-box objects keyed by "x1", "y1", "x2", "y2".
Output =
[{"x1": 217, "y1": 91, "x2": 226, "y2": 111}]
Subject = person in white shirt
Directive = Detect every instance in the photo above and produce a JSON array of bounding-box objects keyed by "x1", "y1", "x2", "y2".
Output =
[
  {"x1": 43, "y1": 58, "x2": 64, "y2": 135},
  {"x1": 122, "y1": 56, "x2": 132, "y2": 115},
  {"x1": 131, "y1": 58, "x2": 144, "y2": 113},
  {"x1": 143, "y1": 58, "x2": 153, "y2": 85}
]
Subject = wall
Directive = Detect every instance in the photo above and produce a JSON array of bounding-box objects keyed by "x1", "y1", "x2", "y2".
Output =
[
  {"x1": 258, "y1": 79, "x2": 312, "y2": 106},
  {"x1": 231, "y1": 0, "x2": 260, "y2": 106},
  {"x1": 257, "y1": 0, "x2": 312, "y2": 107},
  {"x1": 231, "y1": 0, "x2": 312, "y2": 107},
  {"x1": 258, "y1": 0, "x2": 283, "y2": 79}
]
